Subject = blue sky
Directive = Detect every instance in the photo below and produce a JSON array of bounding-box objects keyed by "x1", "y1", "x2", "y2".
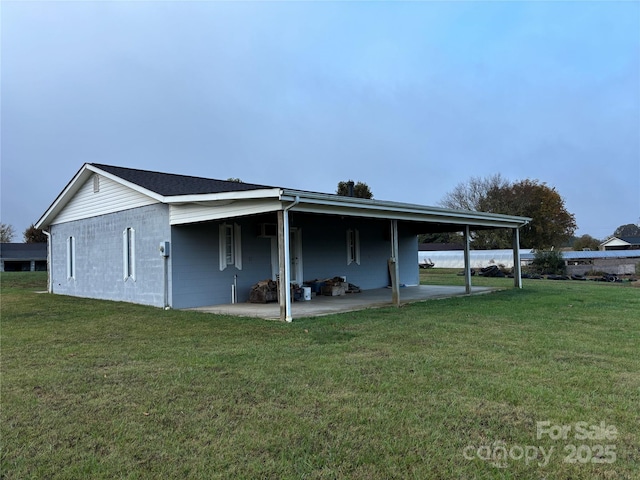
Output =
[{"x1": 2, "y1": 1, "x2": 639, "y2": 241}]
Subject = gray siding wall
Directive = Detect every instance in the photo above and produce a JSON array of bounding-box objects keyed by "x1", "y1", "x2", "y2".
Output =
[
  {"x1": 49, "y1": 204, "x2": 170, "y2": 307},
  {"x1": 171, "y1": 218, "x2": 272, "y2": 309},
  {"x1": 171, "y1": 213, "x2": 420, "y2": 308},
  {"x1": 49, "y1": 208, "x2": 419, "y2": 309},
  {"x1": 398, "y1": 225, "x2": 420, "y2": 286},
  {"x1": 290, "y1": 214, "x2": 419, "y2": 289}
]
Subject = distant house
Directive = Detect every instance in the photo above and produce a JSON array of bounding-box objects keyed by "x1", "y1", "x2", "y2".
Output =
[
  {"x1": 36, "y1": 164, "x2": 530, "y2": 321},
  {"x1": 0, "y1": 243, "x2": 47, "y2": 272},
  {"x1": 600, "y1": 236, "x2": 640, "y2": 251},
  {"x1": 532, "y1": 250, "x2": 640, "y2": 276}
]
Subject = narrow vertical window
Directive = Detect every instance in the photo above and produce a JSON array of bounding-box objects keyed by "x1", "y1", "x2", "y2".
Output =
[
  {"x1": 225, "y1": 224, "x2": 234, "y2": 265},
  {"x1": 219, "y1": 223, "x2": 242, "y2": 271},
  {"x1": 233, "y1": 223, "x2": 242, "y2": 270},
  {"x1": 123, "y1": 227, "x2": 136, "y2": 281},
  {"x1": 346, "y1": 228, "x2": 360, "y2": 265},
  {"x1": 67, "y1": 236, "x2": 76, "y2": 279}
]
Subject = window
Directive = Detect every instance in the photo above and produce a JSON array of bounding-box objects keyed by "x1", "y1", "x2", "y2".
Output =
[
  {"x1": 219, "y1": 223, "x2": 242, "y2": 271},
  {"x1": 67, "y1": 236, "x2": 76, "y2": 279},
  {"x1": 347, "y1": 228, "x2": 360, "y2": 265},
  {"x1": 224, "y1": 224, "x2": 234, "y2": 265},
  {"x1": 258, "y1": 223, "x2": 277, "y2": 238},
  {"x1": 123, "y1": 227, "x2": 136, "y2": 281}
]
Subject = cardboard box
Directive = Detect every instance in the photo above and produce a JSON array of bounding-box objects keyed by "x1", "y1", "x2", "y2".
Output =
[{"x1": 321, "y1": 285, "x2": 345, "y2": 296}]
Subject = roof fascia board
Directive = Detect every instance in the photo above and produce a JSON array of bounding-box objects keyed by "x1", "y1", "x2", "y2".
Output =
[
  {"x1": 279, "y1": 189, "x2": 530, "y2": 228},
  {"x1": 293, "y1": 203, "x2": 524, "y2": 229},
  {"x1": 36, "y1": 164, "x2": 92, "y2": 229},
  {"x1": 164, "y1": 188, "x2": 281, "y2": 204},
  {"x1": 169, "y1": 198, "x2": 283, "y2": 225}
]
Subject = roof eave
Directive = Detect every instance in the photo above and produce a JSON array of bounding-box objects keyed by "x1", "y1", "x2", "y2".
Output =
[
  {"x1": 164, "y1": 188, "x2": 282, "y2": 204},
  {"x1": 279, "y1": 189, "x2": 531, "y2": 229}
]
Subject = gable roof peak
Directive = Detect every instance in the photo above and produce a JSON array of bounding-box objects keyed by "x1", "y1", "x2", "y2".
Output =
[{"x1": 90, "y1": 163, "x2": 278, "y2": 196}]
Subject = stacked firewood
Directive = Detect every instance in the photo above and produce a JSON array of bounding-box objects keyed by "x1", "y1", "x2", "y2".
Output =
[{"x1": 249, "y1": 279, "x2": 278, "y2": 303}]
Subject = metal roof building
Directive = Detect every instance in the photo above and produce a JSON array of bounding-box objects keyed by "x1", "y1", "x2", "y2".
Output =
[
  {"x1": 0, "y1": 243, "x2": 47, "y2": 272},
  {"x1": 420, "y1": 249, "x2": 534, "y2": 269},
  {"x1": 420, "y1": 248, "x2": 640, "y2": 276}
]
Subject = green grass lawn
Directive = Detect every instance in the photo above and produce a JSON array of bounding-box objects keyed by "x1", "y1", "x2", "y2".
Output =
[{"x1": 2, "y1": 271, "x2": 638, "y2": 479}]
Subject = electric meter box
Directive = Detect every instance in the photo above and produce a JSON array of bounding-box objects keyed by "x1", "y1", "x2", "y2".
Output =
[{"x1": 159, "y1": 241, "x2": 170, "y2": 257}]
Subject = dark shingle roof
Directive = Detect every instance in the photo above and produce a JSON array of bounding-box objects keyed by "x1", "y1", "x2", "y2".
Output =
[
  {"x1": 0, "y1": 243, "x2": 47, "y2": 260},
  {"x1": 91, "y1": 164, "x2": 278, "y2": 196},
  {"x1": 619, "y1": 236, "x2": 640, "y2": 245}
]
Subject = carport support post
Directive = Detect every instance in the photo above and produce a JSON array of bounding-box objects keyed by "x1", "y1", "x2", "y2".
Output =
[
  {"x1": 463, "y1": 225, "x2": 472, "y2": 294},
  {"x1": 277, "y1": 210, "x2": 293, "y2": 322},
  {"x1": 512, "y1": 227, "x2": 523, "y2": 289},
  {"x1": 389, "y1": 219, "x2": 400, "y2": 307}
]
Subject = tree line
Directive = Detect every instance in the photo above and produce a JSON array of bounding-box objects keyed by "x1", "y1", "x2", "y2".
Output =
[
  {"x1": 0, "y1": 224, "x2": 47, "y2": 243},
  {"x1": 437, "y1": 175, "x2": 640, "y2": 250},
  {"x1": 438, "y1": 174, "x2": 576, "y2": 249}
]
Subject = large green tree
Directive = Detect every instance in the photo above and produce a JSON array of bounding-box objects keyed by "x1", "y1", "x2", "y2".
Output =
[
  {"x1": 613, "y1": 223, "x2": 640, "y2": 237},
  {"x1": 440, "y1": 176, "x2": 576, "y2": 249},
  {"x1": 572, "y1": 234, "x2": 601, "y2": 251},
  {"x1": 336, "y1": 180, "x2": 373, "y2": 199}
]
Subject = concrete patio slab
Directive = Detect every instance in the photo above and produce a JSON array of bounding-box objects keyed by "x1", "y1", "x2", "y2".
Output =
[{"x1": 186, "y1": 285, "x2": 497, "y2": 320}]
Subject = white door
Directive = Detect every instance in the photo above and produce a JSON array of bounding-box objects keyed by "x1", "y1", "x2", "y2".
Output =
[{"x1": 271, "y1": 228, "x2": 303, "y2": 284}]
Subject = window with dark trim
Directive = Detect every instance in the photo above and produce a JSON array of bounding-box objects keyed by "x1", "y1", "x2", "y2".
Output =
[
  {"x1": 347, "y1": 228, "x2": 360, "y2": 265},
  {"x1": 67, "y1": 236, "x2": 76, "y2": 279},
  {"x1": 219, "y1": 223, "x2": 242, "y2": 270},
  {"x1": 123, "y1": 227, "x2": 136, "y2": 281}
]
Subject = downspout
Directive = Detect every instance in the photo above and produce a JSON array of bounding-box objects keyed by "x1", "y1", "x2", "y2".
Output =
[
  {"x1": 43, "y1": 230, "x2": 52, "y2": 293},
  {"x1": 282, "y1": 195, "x2": 300, "y2": 322},
  {"x1": 163, "y1": 253, "x2": 170, "y2": 308}
]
